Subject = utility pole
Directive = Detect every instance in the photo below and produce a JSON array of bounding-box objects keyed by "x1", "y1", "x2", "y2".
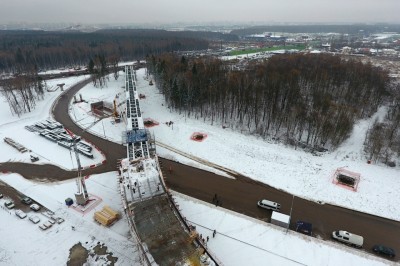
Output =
[{"x1": 287, "y1": 195, "x2": 295, "y2": 234}]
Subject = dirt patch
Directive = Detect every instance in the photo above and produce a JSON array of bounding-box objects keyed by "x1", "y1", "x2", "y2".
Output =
[
  {"x1": 92, "y1": 242, "x2": 118, "y2": 265},
  {"x1": 143, "y1": 118, "x2": 159, "y2": 128},
  {"x1": 190, "y1": 132, "x2": 208, "y2": 142},
  {"x1": 67, "y1": 243, "x2": 88, "y2": 266},
  {"x1": 67, "y1": 242, "x2": 118, "y2": 265}
]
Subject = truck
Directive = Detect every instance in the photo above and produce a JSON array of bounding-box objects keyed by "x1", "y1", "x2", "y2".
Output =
[{"x1": 271, "y1": 211, "x2": 290, "y2": 228}]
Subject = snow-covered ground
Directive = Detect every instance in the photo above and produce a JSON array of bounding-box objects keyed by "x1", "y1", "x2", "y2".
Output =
[
  {"x1": 128, "y1": 68, "x2": 400, "y2": 221},
  {"x1": 1, "y1": 66, "x2": 399, "y2": 265},
  {"x1": 0, "y1": 75, "x2": 105, "y2": 170},
  {"x1": 173, "y1": 191, "x2": 390, "y2": 266},
  {"x1": 0, "y1": 168, "x2": 390, "y2": 266},
  {"x1": 0, "y1": 172, "x2": 140, "y2": 266},
  {"x1": 69, "y1": 72, "x2": 127, "y2": 144}
]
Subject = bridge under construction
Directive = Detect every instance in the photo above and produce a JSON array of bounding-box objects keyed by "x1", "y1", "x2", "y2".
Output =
[{"x1": 118, "y1": 65, "x2": 217, "y2": 265}]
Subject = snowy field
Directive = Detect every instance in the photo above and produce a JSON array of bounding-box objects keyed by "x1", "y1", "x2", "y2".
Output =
[
  {"x1": 0, "y1": 172, "x2": 140, "y2": 266},
  {"x1": 0, "y1": 75, "x2": 105, "y2": 170}
]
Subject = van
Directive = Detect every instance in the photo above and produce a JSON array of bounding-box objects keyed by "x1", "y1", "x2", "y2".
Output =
[
  {"x1": 332, "y1": 230, "x2": 363, "y2": 248},
  {"x1": 257, "y1": 199, "x2": 281, "y2": 211}
]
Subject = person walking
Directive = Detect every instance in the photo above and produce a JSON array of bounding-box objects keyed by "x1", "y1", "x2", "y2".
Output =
[
  {"x1": 213, "y1": 230, "x2": 216, "y2": 238},
  {"x1": 212, "y1": 193, "x2": 217, "y2": 203}
]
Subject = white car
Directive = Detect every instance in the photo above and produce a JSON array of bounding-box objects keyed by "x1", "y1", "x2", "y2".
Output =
[
  {"x1": 39, "y1": 224, "x2": 48, "y2": 230},
  {"x1": 29, "y1": 215, "x2": 40, "y2": 224},
  {"x1": 4, "y1": 200, "x2": 15, "y2": 209},
  {"x1": 15, "y1": 209, "x2": 27, "y2": 219},
  {"x1": 30, "y1": 203, "x2": 41, "y2": 211}
]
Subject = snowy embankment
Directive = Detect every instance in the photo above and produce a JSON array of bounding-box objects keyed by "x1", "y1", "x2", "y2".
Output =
[{"x1": 173, "y1": 191, "x2": 389, "y2": 266}]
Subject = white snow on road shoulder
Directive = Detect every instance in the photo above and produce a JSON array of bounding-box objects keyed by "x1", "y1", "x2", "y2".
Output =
[{"x1": 173, "y1": 191, "x2": 390, "y2": 266}]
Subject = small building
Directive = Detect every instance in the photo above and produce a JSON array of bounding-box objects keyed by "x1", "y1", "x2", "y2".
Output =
[{"x1": 271, "y1": 211, "x2": 290, "y2": 228}]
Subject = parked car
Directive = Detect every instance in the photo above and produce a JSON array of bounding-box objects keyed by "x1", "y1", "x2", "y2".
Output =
[
  {"x1": 15, "y1": 209, "x2": 27, "y2": 219},
  {"x1": 373, "y1": 245, "x2": 396, "y2": 258},
  {"x1": 4, "y1": 200, "x2": 15, "y2": 209},
  {"x1": 29, "y1": 215, "x2": 40, "y2": 224},
  {"x1": 332, "y1": 230, "x2": 363, "y2": 248},
  {"x1": 257, "y1": 199, "x2": 281, "y2": 211},
  {"x1": 21, "y1": 197, "x2": 33, "y2": 205},
  {"x1": 39, "y1": 224, "x2": 48, "y2": 230},
  {"x1": 30, "y1": 203, "x2": 41, "y2": 211}
]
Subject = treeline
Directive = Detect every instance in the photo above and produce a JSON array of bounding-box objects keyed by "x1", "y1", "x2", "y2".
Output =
[
  {"x1": 230, "y1": 24, "x2": 400, "y2": 36},
  {"x1": 0, "y1": 75, "x2": 45, "y2": 117},
  {"x1": 148, "y1": 53, "x2": 389, "y2": 149},
  {"x1": 364, "y1": 85, "x2": 400, "y2": 166},
  {"x1": 0, "y1": 29, "x2": 214, "y2": 73}
]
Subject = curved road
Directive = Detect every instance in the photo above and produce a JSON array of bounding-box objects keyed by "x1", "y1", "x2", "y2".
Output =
[
  {"x1": 0, "y1": 77, "x2": 399, "y2": 262},
  {"x1": 0, "y1": 78, "x2": 125, "y2": 180}
]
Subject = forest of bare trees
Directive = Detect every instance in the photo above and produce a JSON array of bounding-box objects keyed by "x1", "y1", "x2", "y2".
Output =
[
  {"x1": 147, "y1": 53, "x2": 390, "y2": 151},
  {"x1": 0, "y1": 75, "x2": 45, "y2": 117},
  {"x1": 364, "y1": 83, "x2": 400, "y2": 166},
  {"x1": 0, "y1": 29, "x2": 214, "y2": 115}
]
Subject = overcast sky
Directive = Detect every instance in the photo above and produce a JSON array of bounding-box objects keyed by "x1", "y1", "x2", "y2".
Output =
[{"x1": 1, "y1": 0, "x2": 399, "y2": 25}]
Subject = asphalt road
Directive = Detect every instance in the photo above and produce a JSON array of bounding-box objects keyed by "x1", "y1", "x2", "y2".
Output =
[
  {"x1": 160, "y1": 158, "x2": 400, "y2": 262},
  {"x1": 0, "y1": 76, "x2": 398, "y2": 262}
]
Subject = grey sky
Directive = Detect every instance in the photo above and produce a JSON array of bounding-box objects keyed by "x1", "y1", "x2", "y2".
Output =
[{"x1": 1, "y1": 0, "x2": 399, "y2": 24}]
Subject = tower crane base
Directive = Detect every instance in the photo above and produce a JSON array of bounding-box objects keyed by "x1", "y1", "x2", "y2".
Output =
[{"x1": 75, "y1": 192, "x2": 87, "y2": 205}]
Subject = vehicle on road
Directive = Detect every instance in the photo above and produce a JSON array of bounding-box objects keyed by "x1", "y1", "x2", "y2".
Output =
[
  {"x1": 15, "y1": 209, "x2": 27, "y2": 219},
  {"x1": 332, "y1": 230, "x2": 363, "y2": 248},
  {"x1": 372, "y1": 245, "x2": 396, "y2": 258},
  {"x1": 257, "y1": 199, "x2": 281, "y2": 211},
  {"x1": 4, "y1": 200, "x2": 15, "y2": 209},
  {"x1": 29, "y1": 215, "x2": 40, "y2": 224},
  {"x1": 30, "y1": 203, "x2": 41, "y2": 211},
  {"x1": 296, "y1": 221, "x2": 313, "y2": 236},
  {"x1": 21, "y1": 197, "x2": 33, "y2": 205}
]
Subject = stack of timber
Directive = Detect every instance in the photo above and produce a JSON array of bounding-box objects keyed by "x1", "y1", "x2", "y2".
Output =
[{"x1": 94, "y1": 205, "x2": 119, "y2": 226}]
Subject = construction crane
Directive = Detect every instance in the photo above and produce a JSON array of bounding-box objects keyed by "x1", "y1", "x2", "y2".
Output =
[
  {"x1": 65, "y1": 116, "x2": 105, "y2": 205},
  {"x1": 65, "y1": 128, "x2": 89, "y2": 205},
  {"x1": 113, "y1": 99, "x2": 121, "y2": 123},
  {"x1": 72, "y1": 136, "x2": 89, "y2": 205}
]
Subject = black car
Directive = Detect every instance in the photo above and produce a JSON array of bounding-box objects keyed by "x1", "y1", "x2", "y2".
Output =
[
  {"x1": 372, "y1": 245, "x2": 396, "y2": 258},
  {"x1": 21, "y1": 197, "x2": 33, "y2": 205}
]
